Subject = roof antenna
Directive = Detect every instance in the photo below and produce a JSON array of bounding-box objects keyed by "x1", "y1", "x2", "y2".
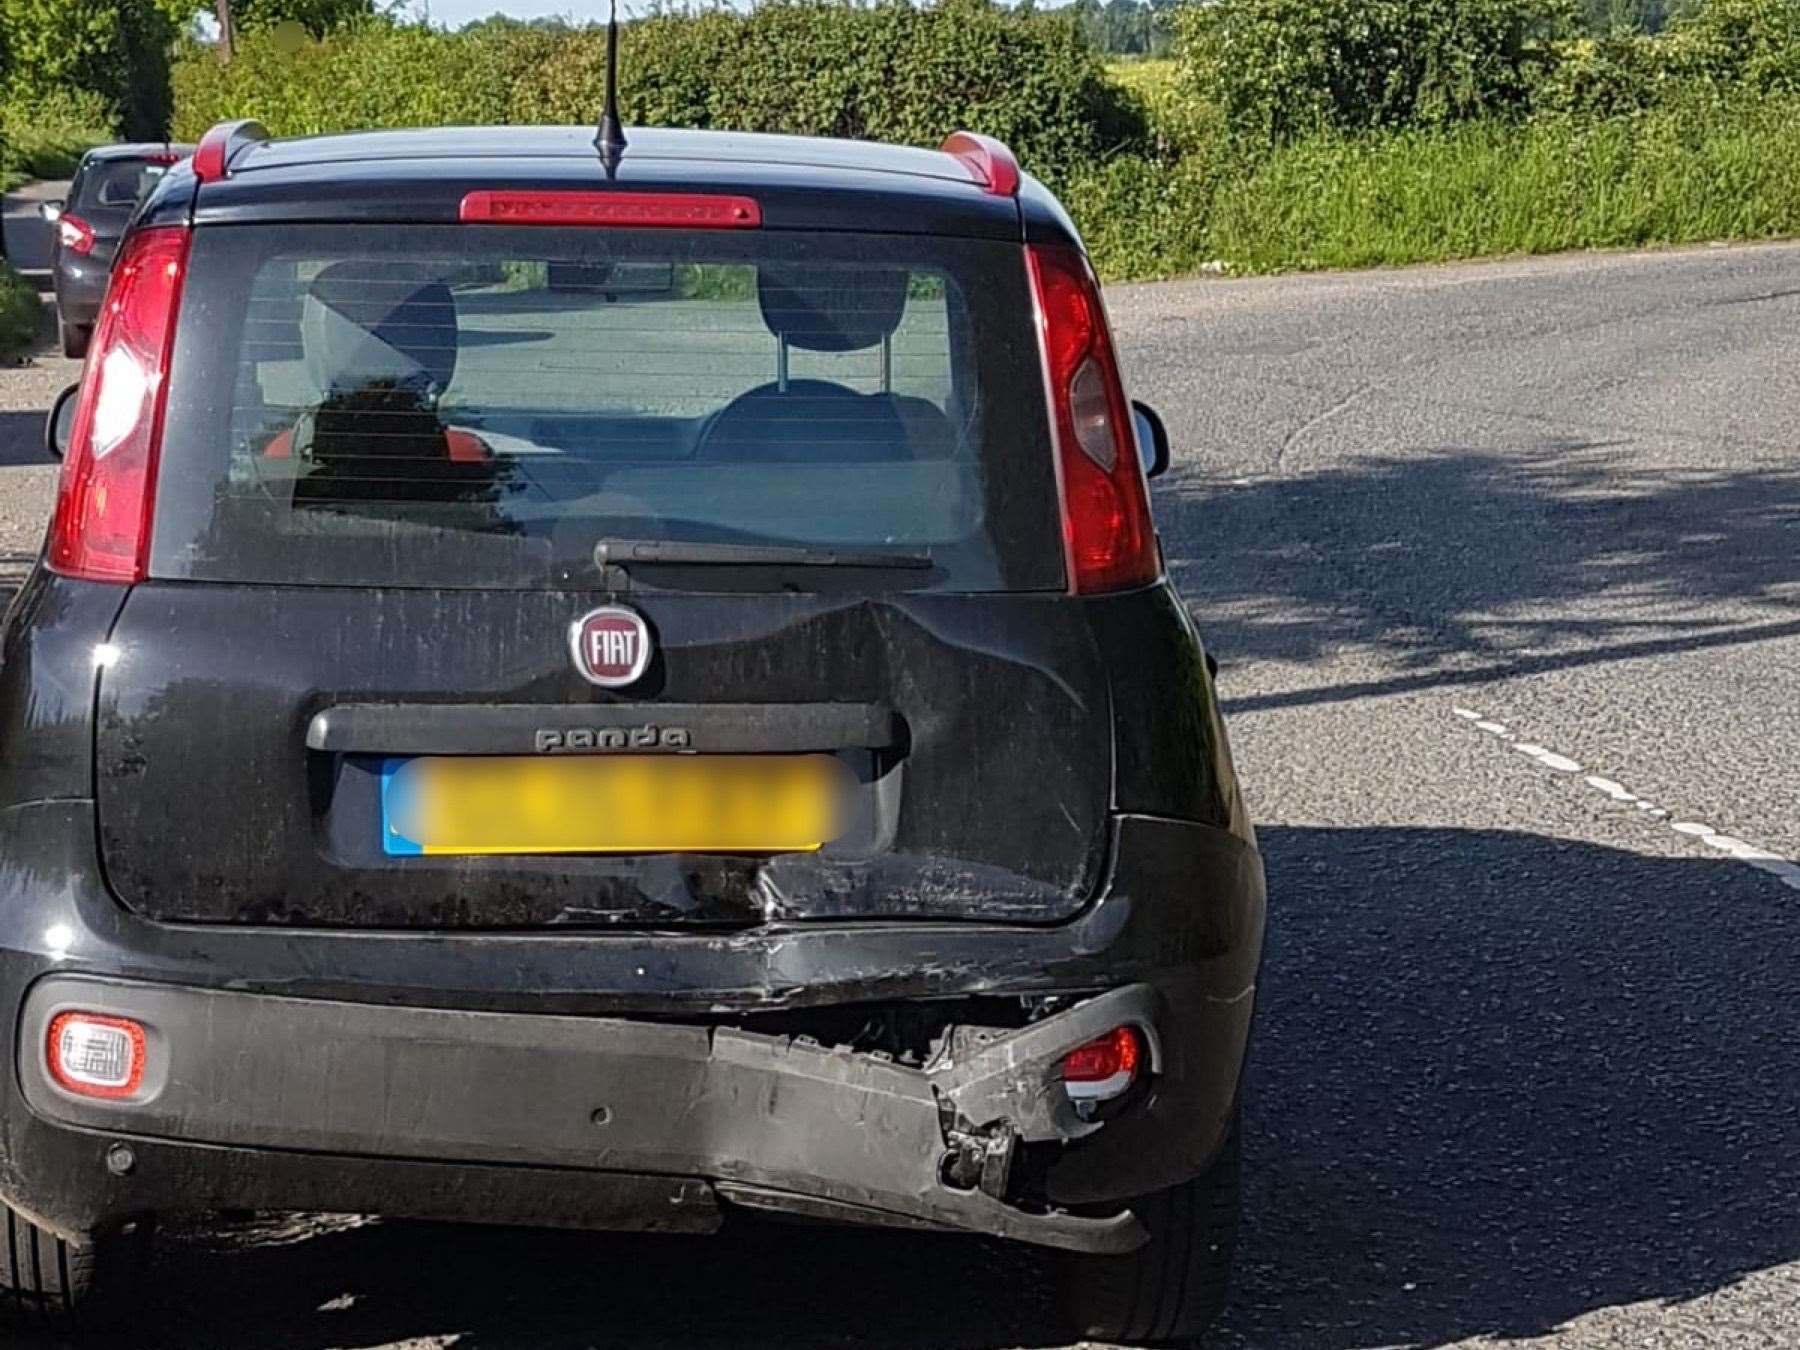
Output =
[{"x1": 596, "y1": 0, "x2": 627, "y2": 177}]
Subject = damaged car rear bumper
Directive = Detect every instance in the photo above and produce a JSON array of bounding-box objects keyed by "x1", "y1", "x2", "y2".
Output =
[
  {"x1": 0, "y1": 806, "x2": 1264, "y2": 1250},
  {"x1": 19, "y1": 977, "x2": 1160, "y2": 1253}
]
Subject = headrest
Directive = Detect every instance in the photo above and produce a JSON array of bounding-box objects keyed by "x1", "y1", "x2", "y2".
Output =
[
  {"x1": 301, "y1": 262, "x2": 458, "y2": 401},
  {"x1": 757, "y1": 265, "x2": 908, "y2": 353}
]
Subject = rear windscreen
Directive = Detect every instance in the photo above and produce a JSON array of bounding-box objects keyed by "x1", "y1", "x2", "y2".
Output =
[
  {"x1": 76, "y1": 160, "x2": 169, "y2": 211},
  {"x1": 154, "y1": 225, "x2": 1064, "y2": 592}
]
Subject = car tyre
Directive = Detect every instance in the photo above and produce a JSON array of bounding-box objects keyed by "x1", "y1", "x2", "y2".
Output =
[
  {"x1": 59, "y1": 316, "x2": 91, "y2": 360},
  {"x1": 0, "y1": 1200, "x2": 146, "y2": 1330},
  {"x1": 1056, "y1": 1109, "x2": 1241, "y2": 1347}
]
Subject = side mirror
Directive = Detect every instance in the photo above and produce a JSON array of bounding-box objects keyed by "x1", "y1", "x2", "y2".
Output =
[
  {"x1": 39, "y1": 201, "x2": 64, "y2": 224},
  {"x1": 1132, "y1": 400, "x2": 1170, "y2": 479},
  {"x1": 46, "y1": 384, "x2": 79, "y2": 460}
]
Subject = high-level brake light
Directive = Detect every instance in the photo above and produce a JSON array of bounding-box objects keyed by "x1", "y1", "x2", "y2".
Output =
[
  {"x1": 1027, "y1": 245, "x2": 1158, "y2": 594},
  {"x1": 47, "y1": 1012, "x2": 147, "y2": 1100},
  {"x1": 47, "y1": 227, "x2": 191, "y2": 584},
  {"x1": 459, "y1": 191, "x2": 761, "y2": 228}
]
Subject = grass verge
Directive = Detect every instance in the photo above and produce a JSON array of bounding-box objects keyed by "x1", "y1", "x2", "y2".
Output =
[
  {"x1": 1068, "y1": 92, "x2": 1800, "y2": 281},
  {"x1": 0, "y1": 262, "x2": 42, "y2": 362}
]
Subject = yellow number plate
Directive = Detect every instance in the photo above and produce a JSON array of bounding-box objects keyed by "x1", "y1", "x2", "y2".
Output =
[{"x1": 382, "y1": 754, "x2": 845, "y2": 856}]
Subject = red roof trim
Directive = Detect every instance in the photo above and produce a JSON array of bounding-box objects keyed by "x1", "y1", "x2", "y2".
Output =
[
  {"x1": 939, "y1": 131, "x2": 1021, "y2": 199},
  {"x1": 193, "y1": 119, "x2": 268, "y2": 183}
]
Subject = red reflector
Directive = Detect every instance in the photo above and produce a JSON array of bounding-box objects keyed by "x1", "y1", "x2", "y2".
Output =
[
  {"x1": 47, "y1": 1012, "x2": 147, "y2": 1100},
  {"x1": 1062, "y1": 1026, "x2": 1142, "y2": 1083},
  {"x1": 459, "y1": 191, "x2": 761, "y2": 229},
  {"x1": 1027, "y1": 245, "x2": 1158, "y2": 595},
  {"x1": 57, "y1": 214, "x2": 96, "y2": 256},
  {"x1": 48, "y1": 227, "x2": 191, "y2": 584}
]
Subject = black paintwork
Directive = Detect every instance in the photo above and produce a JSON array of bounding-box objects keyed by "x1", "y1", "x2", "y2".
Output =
[
  {"x1": 95, "y1": 584, "x2": 1117, "y2": 927},
  {"x1": 0, "y1": 121, "x2": 1263, "y2": 1251},
  {"x1": 136, "y1": 125, "x2": 1081, "y2": 247}
]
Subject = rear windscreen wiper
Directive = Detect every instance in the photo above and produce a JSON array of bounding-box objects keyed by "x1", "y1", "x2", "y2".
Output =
[{"x1": 594, "y1": 539, "x2": 934, "y2": 570}]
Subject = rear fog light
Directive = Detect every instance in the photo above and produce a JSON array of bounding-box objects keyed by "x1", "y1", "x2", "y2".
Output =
[
  {"x1": 47, "y1": 1012, "x2": 147, "y2": 1099},
  {"x1": 1061, "y1": 1025, "x2": 1143, "y2": 1106}
]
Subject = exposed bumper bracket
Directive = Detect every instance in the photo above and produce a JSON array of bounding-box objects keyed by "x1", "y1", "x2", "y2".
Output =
[{"x1": 18, "y1": 977, "x2": 1158, "y2": 1253}]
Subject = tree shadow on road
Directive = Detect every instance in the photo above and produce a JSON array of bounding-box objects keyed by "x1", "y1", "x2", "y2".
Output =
[
  {"x1": 1156, "y1": 449, "x2": 1800, "y2": 709},
  {"x1": 0, "y1": 410, "x2": 54, "y2": 468},
  {"x1": 10, "y1": 828, "x2": 1790, "y2": 1350},
  {"x1": 1218, "y1": 826, "x2": 1799, "y2": 1349}
]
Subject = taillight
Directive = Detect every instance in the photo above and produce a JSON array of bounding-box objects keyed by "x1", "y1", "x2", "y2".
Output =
[
  {"x1": 1061, "y1": 1025, "x2": 1144, "y2": 1104},
  {"x1": 57, "y1": 214, "x2": 96, "y2": 255},
  {"x1": 1027, "y1": 245, "x2": 1158, "y2": 594},
  {"x1": 47, "y1": 227, "x2": 190, "y2": 584},
  {"x1": 47, "y1": 1012, "x2": 148, "y2": 1100}
]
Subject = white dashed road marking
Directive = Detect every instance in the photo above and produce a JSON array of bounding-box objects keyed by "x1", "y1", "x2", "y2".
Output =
[{"x1": 1450, "y1": 706, "x2": 1800, "y2": 892}]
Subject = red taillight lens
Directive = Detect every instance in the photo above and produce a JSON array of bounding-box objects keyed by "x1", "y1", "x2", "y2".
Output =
[
  {"x1": 1027, "y1": 245, "x2": 1158, "y2": 594},
  {"x1": 47, "y1": 1012, "x2": 148, "y2": 1100},
  {"x1": 1061, "y1": 1026, "x2": 1144, "y2": 1103},
  {"x1": 47, "y1": 227, "x2": 190, "y2": 584},
  {"x1": 57, "y1": 214, "x2": 96, "y2": 255},
  {"x1": 459, "y1": 191, "x2": 762, "y2": 228}
]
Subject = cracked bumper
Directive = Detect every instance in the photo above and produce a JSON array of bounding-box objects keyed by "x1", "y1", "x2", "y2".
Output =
[
  {"x1": 19, "y1": 977, "x2": 1157, "y2": 1253},
  {"x1": 0, "y1": 806, "x2": 1264, "y2": 1250}
]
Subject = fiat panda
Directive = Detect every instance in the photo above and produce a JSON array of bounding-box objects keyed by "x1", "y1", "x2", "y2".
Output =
[{"x1": 0, "y1": 117, "x2": 1264, "y2": 1345}]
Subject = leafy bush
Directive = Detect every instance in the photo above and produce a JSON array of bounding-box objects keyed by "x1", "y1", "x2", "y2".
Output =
[
  {"x1": 1175, "y1": 0, "x2": 1578, "y2": 145},
  {"x1": 1671, "y1": 0, "x2": 1800, "y2": 94},
  {"x1": 231, "y1": 0, "x2": 377, "y2": 37},
  {"x1": 1104, "y1": 56, "x2": 1225, "y2": 158},
  {"x1": 173, "y1": 1, "x2": 1142, "y2": 189},
  {"x1": 0, "y1": 87, "x2": 112, "y2": 188},
  {"x1": 163, "y1": 0, "x2": 1800, "y2": 285},
  {"x1": 1527, "y1": 34, "x2": 1679, "y2": 115},
  {"x1": 0, "y1": 0, "x2": 175, "y2": 138},
  {"x1": 1063, "y1": 89, "x2": 1800, "y2": 277}
]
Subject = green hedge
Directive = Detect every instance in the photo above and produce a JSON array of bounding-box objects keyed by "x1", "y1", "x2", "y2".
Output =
[
  {"x1": 164, "y1": 0, "x2": 1800, "y2": 283},
  {"x1": 0, "y1": 0, "x2": 175, "y2": 140},
  {"x1": 1068, "y1": 89, "x2": 1800, "y2": 278},
  {"x1": 0, "y1": 86, "x2": 114, "y2": 190},
  {"x1": 172, "y1": 1, "x2": 1139, "y2": 190},
  {"x1": 1173, "y1": 0, "x2": 1578, "y2": 147}
]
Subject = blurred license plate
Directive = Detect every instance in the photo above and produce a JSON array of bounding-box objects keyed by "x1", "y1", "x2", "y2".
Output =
[{"x1": 382, "y1": 754, "x2": 843, "y2": 856}]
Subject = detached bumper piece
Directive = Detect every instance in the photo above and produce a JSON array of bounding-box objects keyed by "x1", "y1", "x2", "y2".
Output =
[{"x1": 19, "y1": 977, "x2": 1158, "y2": 1254}]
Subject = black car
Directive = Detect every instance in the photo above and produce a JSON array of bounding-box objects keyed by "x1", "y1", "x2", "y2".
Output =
[
  {"x1": 41, "y1": 142, "x2": 193, "y2": 358},
  {"x1": 2, "y1": 116, "x2": 1265, "y2": 1344}
]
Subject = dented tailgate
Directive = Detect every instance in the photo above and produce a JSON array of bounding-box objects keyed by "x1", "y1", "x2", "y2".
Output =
[{"x1": 95, "y1": 584, "x2": 1113, "y2": 927}]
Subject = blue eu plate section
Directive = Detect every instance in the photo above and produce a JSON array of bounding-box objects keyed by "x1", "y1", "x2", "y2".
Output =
[{"x1": 381, "y1": 757, "x2": 424, "y2": 857}]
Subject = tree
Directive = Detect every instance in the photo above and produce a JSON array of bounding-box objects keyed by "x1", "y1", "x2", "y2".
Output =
[
  {"x1": 1578, "y1": 0, "x2": 1702, "y2": 34},
  {"x1": 227, "y1": 0, "x2": 374, "y2": 35},
  {"x1": 0, "y1": 0, "x2": 180, "y2": 137}
]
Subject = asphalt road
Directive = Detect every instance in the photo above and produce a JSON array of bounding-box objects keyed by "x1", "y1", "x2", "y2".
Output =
[{"x1": 2, "y1": 186, "x2": 1797, "y2": 1350}]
